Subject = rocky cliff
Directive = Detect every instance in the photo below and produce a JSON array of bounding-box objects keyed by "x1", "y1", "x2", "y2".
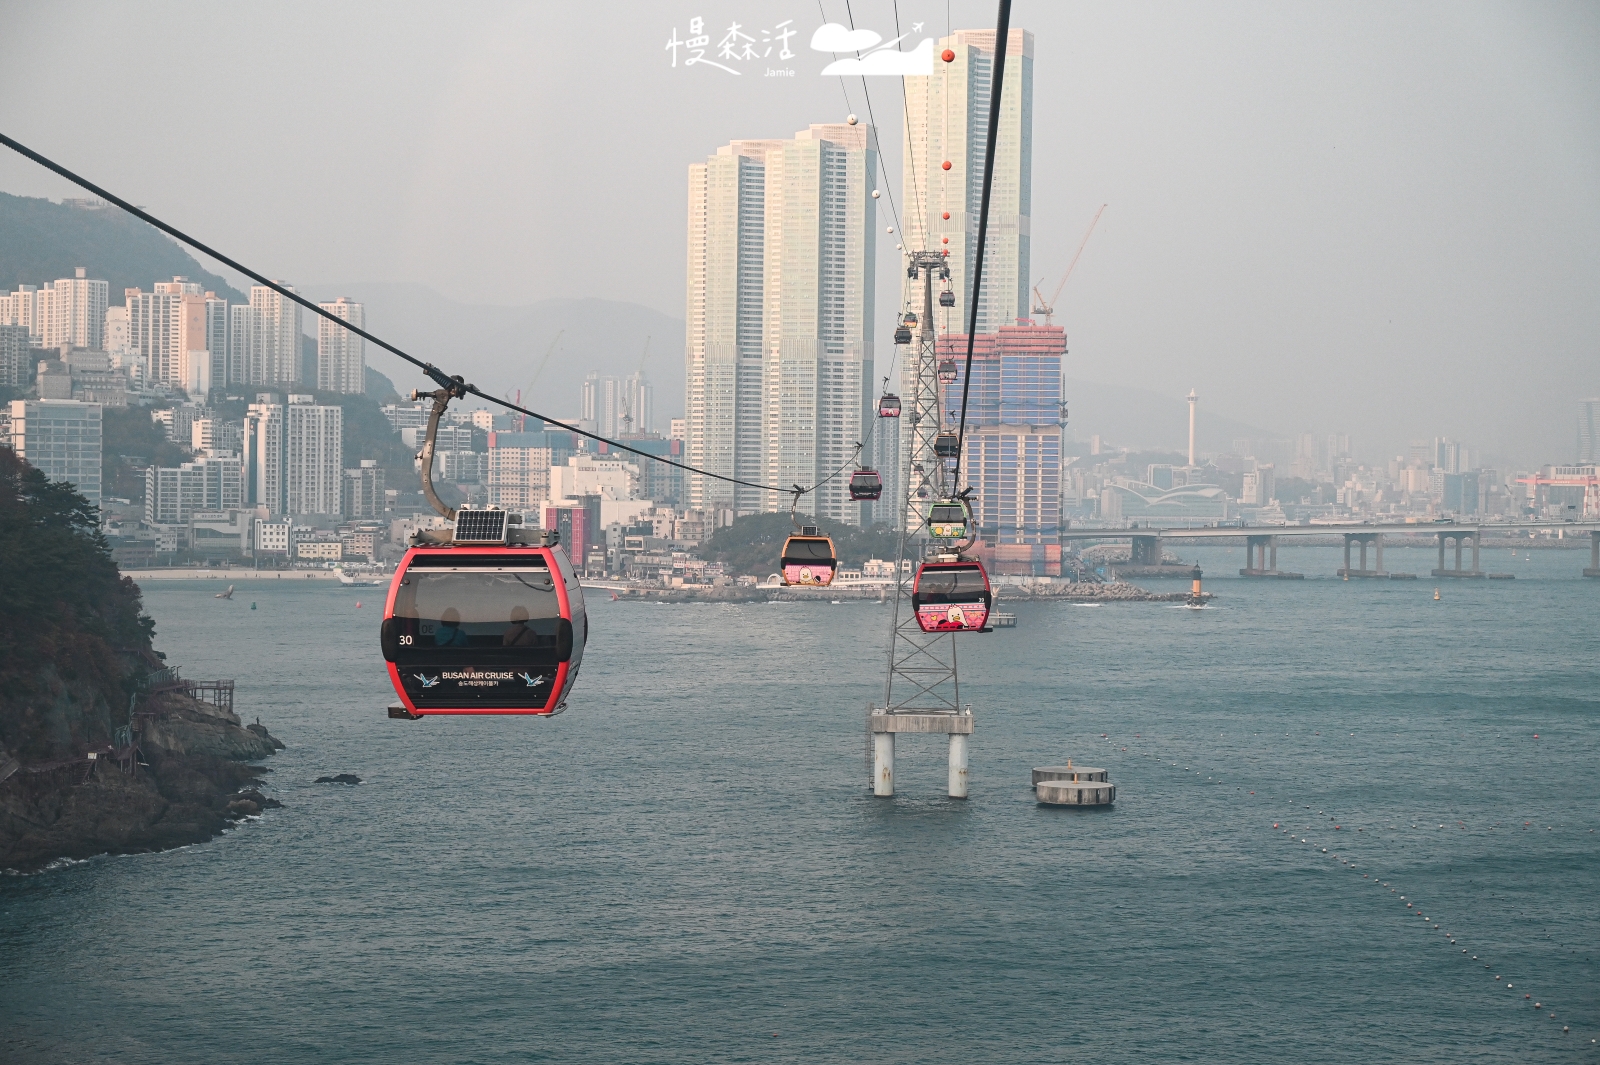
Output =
[{"x1": 0, "y1": 447, "x2": 284, "y2": 872}]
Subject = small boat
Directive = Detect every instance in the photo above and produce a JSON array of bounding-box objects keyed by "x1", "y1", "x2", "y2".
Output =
[
  {"x1": 336, "y1": 567, "x2": 388, "y2": 587},
  {"x1": 988, "y1": 611, "x2": 1017, "y2": 628}
]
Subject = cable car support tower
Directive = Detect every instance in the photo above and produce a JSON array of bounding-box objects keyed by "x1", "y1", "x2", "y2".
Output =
[{"x1": 869, "y1": 251, "x2": 973, "y2": 799}]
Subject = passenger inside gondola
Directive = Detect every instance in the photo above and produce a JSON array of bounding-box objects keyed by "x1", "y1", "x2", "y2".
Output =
[
  {"x1": 434, "y1": 607, "x2": 469, "y2": 647},
  {"x1": 502, "y1": 605, "x2": 539, "y2": 646}
]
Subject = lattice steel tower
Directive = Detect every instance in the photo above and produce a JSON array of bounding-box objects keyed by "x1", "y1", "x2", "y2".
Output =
[{"x1": 869, "y1": 251, "x2": 973, "y2": 797}]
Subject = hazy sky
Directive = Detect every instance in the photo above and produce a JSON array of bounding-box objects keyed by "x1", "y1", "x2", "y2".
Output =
[{"x1": 2, "y1": 1, "x2": 1596, "y2": 466}]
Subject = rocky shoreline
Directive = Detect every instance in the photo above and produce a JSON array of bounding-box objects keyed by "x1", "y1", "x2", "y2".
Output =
[{"x1": 0, "y1": 689, "x2": 284, "y2": 873}]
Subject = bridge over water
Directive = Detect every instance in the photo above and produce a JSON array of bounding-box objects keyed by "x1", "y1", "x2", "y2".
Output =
[{"x1": 1059, "y1": 523, "x2": 1600, "y2": 580}]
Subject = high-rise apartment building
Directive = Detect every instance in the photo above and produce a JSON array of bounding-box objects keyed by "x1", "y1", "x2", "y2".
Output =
[
  {"x1": 581, "y1": 372, "x2": 656, "y2": 438},
  {"x1": 39, "y1": 269, "x2": 109, "y2": 351},
  {"x1": 317, "y1": 297, "x2": 365, "y2": 394},
  {"x1": 941, "y1": 324, "x2": 1062, "y2": 555},
  {"x1": 232, "y1": 283, "x2": 302, "y2": 388},
  {"x1": 901, "y1": 29, "x2": 1033, "y2": 335},
  {"x1": 9, "y1": 398, "x2": 103, "y2": 507},
  {"x1": 486, "y1": 430, "x2": 556, "y2": 514},
  {"x1": 0, "y1": 285, "x2": 42, "y2": 341},
  {"x1": 342, "y1": 460, "x2": 385, "y2": 519},
  {"x1": 0, "y1": 325, "x2": 29, "y2": 389},
  {"x1": 1, "y1": 273, "x2": 105, "y2": 350},
  {"x1": 1580, "y1": 398, "x2": 1599, "y2": 464},
  {"x1": 125, "y1": 277, "x2": 223, "y2": 393},
  {"x1": 685, "y1": 123, "x2": 877, "y2": 523},
  {"x1": 244, "y1": 393, "x2": 342, "y2": 515}
]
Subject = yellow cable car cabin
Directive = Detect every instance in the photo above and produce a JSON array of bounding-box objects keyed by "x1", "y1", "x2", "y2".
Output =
[{"x1": 780, "y1": 527, "x2": 838, "y2": 586}]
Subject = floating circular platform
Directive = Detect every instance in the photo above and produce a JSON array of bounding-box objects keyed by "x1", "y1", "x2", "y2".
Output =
[
  {"x1": 1036, "y1": 779, "x2": 1116, "y2": 805},
  {"x1": 1032, "y1": 766, "x2": 1108, "y2": 784}
]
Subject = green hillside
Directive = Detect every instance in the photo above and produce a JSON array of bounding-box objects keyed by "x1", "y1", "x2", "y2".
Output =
[{"x1": 0, "y1": 192, "x2": 245, "y2": 302}]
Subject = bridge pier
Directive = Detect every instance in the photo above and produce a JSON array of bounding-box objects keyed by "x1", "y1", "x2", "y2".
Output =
[
  {"x1": 1240, "y1": 533, "x2": 1302, "y2": 578},
  {"x1": 1432, "y1": 530, "x2": 1484, "y2": 578},
  {"x1": 1586, "y1": 531, "x2": 1599, "y2": 578},
  {"x1": 1338, "y1": 532, "x2": 1386, "y2": 578},
  {"x1": 1129, "y1": 534, "x2": 1161, "y2": 567}
]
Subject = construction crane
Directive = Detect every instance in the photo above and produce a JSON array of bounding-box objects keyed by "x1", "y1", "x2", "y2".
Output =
[
  {"x1": 1032, "y1": 203, "x2": 1107, "y2": 325},
  {"x1": 511, "y1": 330, "x2": 564, "y2": 431}
]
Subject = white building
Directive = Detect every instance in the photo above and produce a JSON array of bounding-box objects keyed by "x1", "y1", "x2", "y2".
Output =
[
  {"x1": 581, "y1": 372, "x2": 655, "y2": 437},
  {"x1": 244, "y1": 393, "x2": 342, "y2": 515},
  {"x1": 231, "y1": 282, "x2": 301, "y2": 387},
  {"x1": 192, "y1": 417, "x2": 243, "y2": 456},
  {"x1": 317, "y1": 297, "x2": 365, "y2": 394},
  {"x1": 0, "y1": 284, "x2": 42, "y2": 341},
  {"x1": 9, "y1": 398, "x2": 103, "y2": 507},
  {"x1": 485, "y1": 430, "x2": 554, "y2": 514},
  {"x1": 685, "y1": 123, "x2": 877, "y2": 524},
  {"x1": 145, "y1": 456, "x2": 243, "y2": 525},
  {"x1": 550, "y1": 453, "x2": 638, "y2": 502},
  {"x1": 900, "y1": 28, "x2": 1034, "y2": 335},
  {"x1": 39, "y1": 269, "x2": 109, "y2": 351}
]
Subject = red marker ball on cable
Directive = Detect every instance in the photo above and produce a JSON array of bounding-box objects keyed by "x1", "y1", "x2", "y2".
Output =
[
  {"x1": 942, "y1": 48, "x2": 955, "y2": 63},
  {"x1": 942, "y1": 160, "x2": 952, "y2": 170}
]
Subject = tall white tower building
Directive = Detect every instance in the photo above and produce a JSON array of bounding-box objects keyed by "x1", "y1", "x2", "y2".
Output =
[
  {"x1": 317, "y1": 297, "x2": 366, "y2": 394},
  {"x1": 39, "y1": 268, "x2": 108, "y2": 350},
  {"x1": 900, "y1": 28, "x2": 1033, "y2": 335},
  {"x1": 244, "y1": 392, "x2": 343, "y2": 514},
  {"x1": 685, "y1": 123, "x2": 877, "y2": 522}
]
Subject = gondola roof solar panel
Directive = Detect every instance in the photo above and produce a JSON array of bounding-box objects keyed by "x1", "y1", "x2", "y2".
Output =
[{"x1": 452, "y1": 508, "x2": 509, "y2": 544}]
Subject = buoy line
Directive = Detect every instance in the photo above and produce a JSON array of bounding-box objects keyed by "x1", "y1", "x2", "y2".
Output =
[{"x1": 1076, "y1": 728, "x2": 1596, "y2": 1049}]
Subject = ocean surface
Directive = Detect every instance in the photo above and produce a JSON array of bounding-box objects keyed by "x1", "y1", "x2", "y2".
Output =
[{"x1": 3, "y1": 543, "x2": 1597, "y2": 1063}]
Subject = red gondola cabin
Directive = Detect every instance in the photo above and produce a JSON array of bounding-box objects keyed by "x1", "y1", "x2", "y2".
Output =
[
  {"x1": 380, "y1": 518, "x2": 586, "y2": 716},
  {"x1": 911, "y1": 558, "x2": 992, "y2": 633}
]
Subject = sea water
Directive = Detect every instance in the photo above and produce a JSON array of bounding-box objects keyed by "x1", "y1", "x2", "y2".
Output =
[{"x1": 2, "y1": 544, "x2": 1596, "y2": 1063}]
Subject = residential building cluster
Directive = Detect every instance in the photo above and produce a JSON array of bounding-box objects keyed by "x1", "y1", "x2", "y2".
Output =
[{"x1": 3, "y1": 268, "x2": 366, "y2": 402}]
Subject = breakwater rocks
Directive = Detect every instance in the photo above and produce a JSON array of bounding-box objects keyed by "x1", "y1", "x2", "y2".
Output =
[
  {"x1": 597, "y1": 580, "x2": 1201, "y2": 604},
  {"x1": 0, "y1": 691, "x2": 284, "y2": 873}
]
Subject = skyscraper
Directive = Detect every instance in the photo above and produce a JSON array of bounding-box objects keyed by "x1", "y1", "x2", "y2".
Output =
[
  {"x1": 685, "y1": 123, "x2": 877, "y2": 523},
  {"x1": 941, "y1": 323, "x2": 1062, "y2": 565},
  {"x1": 900, "y1": 29, "x2": 1033, "y2": 335},
  {"x1": 39, "y1": 268, "x2": 108, "y2": 351},
  {"x1": 317, "y1": 297, "x2": 366, "y2": 394},
  {"x1": 232, "y1": 283, "x2": 302, "y2": 388},
  {"x1": 1580, "y1": 398, "x2": 1599, "y2": 463},
  {"x1": 244, "y1": 393, "x2": 342, "y2": 514}
]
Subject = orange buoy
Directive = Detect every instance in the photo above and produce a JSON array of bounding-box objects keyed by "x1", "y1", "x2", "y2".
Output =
[
  {"x1": 942, "y1": 48, "x2": 955, "y2": 62},
  {"x1": 942, "y1": 160, "x2": 952, "y2": 170}
]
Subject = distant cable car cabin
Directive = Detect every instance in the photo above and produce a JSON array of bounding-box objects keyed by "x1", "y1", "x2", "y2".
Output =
[
  {"x1": 939, "y1": 289, "x2": 956, "y2": 307},
  {"x1": 938, "y1": 358, "x2": 958, "y2": 384},
  {"x1": 912, "y1": 557, "x2": 993, "y2": 633},
  {"x1": 927, "y1": 499, "x2": 971, "y2": 540},
  {"x1": 780, "y1": 527, "x2": 838, "y2": 586},
  {"x1": 894, "y1": 322, "x2": 912, "y2": 345},
  {"x1": 878, "y1": 393, "x2": 902, "y2": 418},
  {"x1": 934, "y1": 432, "x2": 961, "y2": 458},
  {"x1": 380, "y1": 508, "x2": 587, "y2": 718},
  {"x1": 849, "y1": 469, "x2": 884, "y2": 501}
]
